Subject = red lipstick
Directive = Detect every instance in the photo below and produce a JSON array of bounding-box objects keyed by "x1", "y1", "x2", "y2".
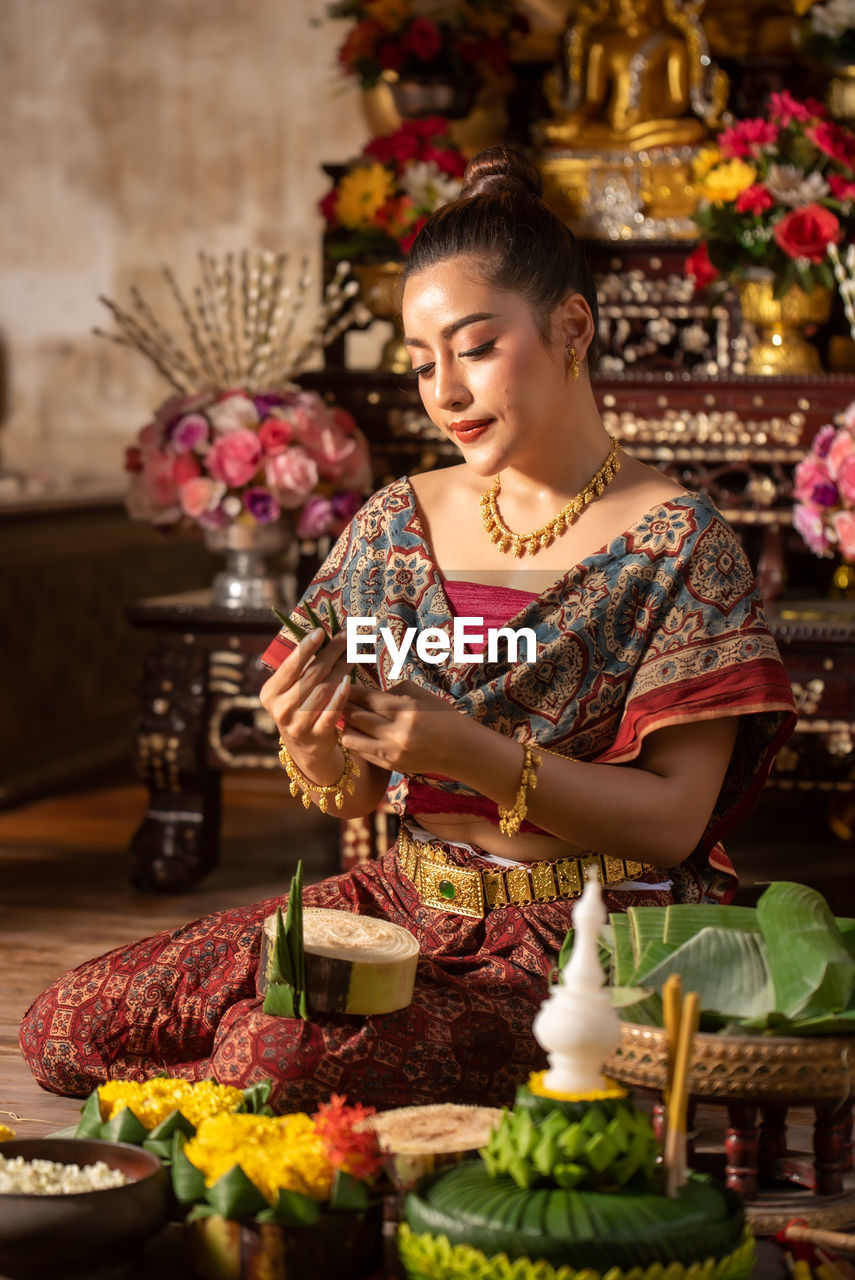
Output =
[{"x1": 449, "y1": 418, "x2": 493, "y2": 442}]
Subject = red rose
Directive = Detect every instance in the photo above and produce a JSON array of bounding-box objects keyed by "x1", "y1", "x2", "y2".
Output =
[
  {"x1": 338, "y1": 20, "x2": 381, "y2": 68},
  {"x1": 319, "y1": 187, "x2": 338, "y2": 225},
  {"x1": 399, "y1": 215, "x2": 428, "y2": 255},
  {"x1": 421, "y1": 144, "x2": 467, "y2": 177},
  {"x1": 401, "y1": 17, "x2": 443, "y2": 62},
  {"x1": 684, "y1": 242, "x2": 720, "y2": 290},
  {"x1": 773, "y1": 204, "x2": 842, "y2": 261},
  {"x1": 829, "y1": 173, "x2": 855, "y2": 201},
  {"x1": 735, "y1": 183, "x2": 774, "y2": 216}
]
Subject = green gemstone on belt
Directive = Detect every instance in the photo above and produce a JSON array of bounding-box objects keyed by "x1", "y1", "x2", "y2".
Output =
[{"x1": 439, "y1": 879, "x2": 456, "y2": 900}]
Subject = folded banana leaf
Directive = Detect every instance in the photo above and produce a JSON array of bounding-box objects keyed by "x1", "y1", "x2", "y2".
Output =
[
  {"x1": 563, "y1": 882, "x2": 855, "y2": 1035},
  {"x1": 262, "y1": 860, "x2": 308, "y2": 1019}
]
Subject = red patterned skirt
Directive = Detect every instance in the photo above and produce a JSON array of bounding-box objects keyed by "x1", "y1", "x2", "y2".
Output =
[{"x1": 19, "y1": 838, "x2": 671, "y2": 1112}]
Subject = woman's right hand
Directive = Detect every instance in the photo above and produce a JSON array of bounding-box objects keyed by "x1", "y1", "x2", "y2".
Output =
[{"x1": 259, "y1": 628, "x2": 352, "y2": 776}]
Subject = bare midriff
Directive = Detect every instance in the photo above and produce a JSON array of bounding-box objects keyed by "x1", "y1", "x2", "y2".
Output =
[{"x1": 410, "y1": 811, "x2": 590, "y2": 862}]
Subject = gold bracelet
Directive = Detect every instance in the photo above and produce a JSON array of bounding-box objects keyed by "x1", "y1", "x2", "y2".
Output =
[
  {"x1": 498, "y1": 743, "x2": 543, "y2": 838},
  {"x1": 277, "y1": 733, "x2": 360, "y2": 814}
]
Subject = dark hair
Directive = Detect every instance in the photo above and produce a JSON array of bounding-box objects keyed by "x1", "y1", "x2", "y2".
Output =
[{"x1": 404, "y1": 145, "x2": 599, "y2": 363}]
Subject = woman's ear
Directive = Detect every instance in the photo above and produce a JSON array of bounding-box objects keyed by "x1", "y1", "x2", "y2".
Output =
[{"x1": 555, "y1": 293, "x2": 595, "y2": 359}]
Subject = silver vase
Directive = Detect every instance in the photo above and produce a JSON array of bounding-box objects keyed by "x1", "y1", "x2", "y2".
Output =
[{"x1": 204, "y1": 520, "x2": 297, "y2": 610}]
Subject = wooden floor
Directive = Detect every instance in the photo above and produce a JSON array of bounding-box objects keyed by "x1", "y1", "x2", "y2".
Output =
[
  {"x1": 1, "y1": 771, "x2": 851, "y2": 1144},
  {"x1": 0, "y1": 771, "x2": 337, "y2": 1140}
]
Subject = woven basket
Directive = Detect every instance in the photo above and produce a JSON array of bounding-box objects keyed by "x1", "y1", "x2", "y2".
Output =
[{"x1": 604, "y1": 1023, "x2": 855, "y2": 1103}]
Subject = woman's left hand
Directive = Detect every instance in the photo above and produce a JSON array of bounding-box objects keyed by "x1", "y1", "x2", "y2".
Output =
[{"x1": 341, "y1": 680, "x2": 464, "y2": 774}]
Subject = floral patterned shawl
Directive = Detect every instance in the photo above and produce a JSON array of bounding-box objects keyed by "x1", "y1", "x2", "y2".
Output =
[{"x1": 263, "y1": 478, "x2": 796, "y2": 902}]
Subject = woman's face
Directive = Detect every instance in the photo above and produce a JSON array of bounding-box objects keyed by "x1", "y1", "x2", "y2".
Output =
[{"x1": 401, "y1": 258, "x2": 574, "y2": 477}]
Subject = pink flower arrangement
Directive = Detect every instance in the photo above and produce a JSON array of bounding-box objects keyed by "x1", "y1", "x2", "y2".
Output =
[
  {"x1": 125, "y1": 387, "x2": 372, "y2": 539},
  {"x1": 687, "y1": 90, "x2": 855, "y2": 297},
  {"x1": 793, "y1": 401, "x2": 855, "y2": 559}
]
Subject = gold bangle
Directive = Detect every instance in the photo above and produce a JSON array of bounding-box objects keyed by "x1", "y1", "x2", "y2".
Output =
[
  {"x1": 498, "y1": 743, "x2": 542, "y2": 838},
  {"x1": 277, "y1": 733, "x2": 360, "y2": 814}
]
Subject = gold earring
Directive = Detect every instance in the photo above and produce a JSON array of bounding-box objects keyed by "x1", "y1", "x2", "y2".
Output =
[{"x1": 568, "y1": 345, "x2": 580, "y2": 380}]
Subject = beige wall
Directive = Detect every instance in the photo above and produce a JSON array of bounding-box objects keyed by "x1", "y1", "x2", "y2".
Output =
[{"x1": 0, "y1": 0, "x2": 369, "y2": 488}]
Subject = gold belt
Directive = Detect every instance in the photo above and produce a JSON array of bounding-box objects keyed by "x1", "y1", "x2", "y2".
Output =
[{"x1": 397, "y1": 825, "x2": 656, "y2": 919}]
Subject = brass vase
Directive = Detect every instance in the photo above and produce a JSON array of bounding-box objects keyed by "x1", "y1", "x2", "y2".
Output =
[
  {"x1": 827, "y1": 64, "x2": 855, "y2": 126},
  {"x1": 352, "y1": 261, "x2": 409, "y2": 373},
  {"x1": 737, "y1": 277, "x2": 833, "y2": 376}
]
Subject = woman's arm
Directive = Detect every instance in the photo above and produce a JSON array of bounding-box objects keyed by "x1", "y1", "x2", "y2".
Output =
[{"x1": 341, "y1": 683, "x2": 739, "y2": 865}]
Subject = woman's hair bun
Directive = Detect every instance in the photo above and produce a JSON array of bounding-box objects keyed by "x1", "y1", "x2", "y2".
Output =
[{"x1": 460, "y1": 145, "x2": 543, "y2": 201}]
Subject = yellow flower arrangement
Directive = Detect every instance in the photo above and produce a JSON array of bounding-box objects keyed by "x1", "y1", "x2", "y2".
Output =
[
  {"x1": 184, "y1": 1112, "x2": 335, "y2": 1204},
  {"x1": 97, "y1": 1078, "x2": 245, "y2": 1131},
  {"x1": 335, "y1": 162, "x2": 396, "y2": 229},
  {"x1": 0, "y1": 1125, "x2": 15, "y2": 1142},
  {"x1": 526, "y1": 1070, "x2": 627, "y2": 1102},
  {"x1": 695, "y1": 157, "x2": 757, "y2": 205}
]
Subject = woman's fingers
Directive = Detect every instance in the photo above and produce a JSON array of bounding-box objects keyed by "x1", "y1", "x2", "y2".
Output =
[{"x1": 314, "y1": 673, "x2": 352, "y2": 735}]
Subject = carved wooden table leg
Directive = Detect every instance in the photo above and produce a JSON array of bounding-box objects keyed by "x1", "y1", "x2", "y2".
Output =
[
  {"x1": 758, "y1": 1105, "x2": 789, "y2": 1181},
  {"x1": 725, "y1": 1102, "x2": 759, "y2": 1198},
  {"x1": 814, "y1": 1102, "x2": 851, "y2": 1196},
  {"x1": 130, "y1": 644, "x2": 221, "y2": 892}
]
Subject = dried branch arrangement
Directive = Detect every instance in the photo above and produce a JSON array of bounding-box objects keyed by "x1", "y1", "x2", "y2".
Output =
[
  {"x1": 829, "y1": 242, "x2": 855, "y2": 346},
  {"x1": 94, "y1": 250, "x2": 365, "y2": 394}
]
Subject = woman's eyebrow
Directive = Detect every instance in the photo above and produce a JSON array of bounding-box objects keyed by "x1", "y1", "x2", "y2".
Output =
[{"x1": 405, "y1": 311, "x2": 499, "y2": 348}]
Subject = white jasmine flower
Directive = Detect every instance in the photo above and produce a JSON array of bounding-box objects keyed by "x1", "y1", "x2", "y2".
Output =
[
  {"x1": 400, "y1": 161, "x2": 462, "y2": 212},
  {"x1": 765, "y1": 164, "x2": 829, "y2": 205}
]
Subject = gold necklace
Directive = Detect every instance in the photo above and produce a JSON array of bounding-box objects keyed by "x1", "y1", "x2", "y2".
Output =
[{"x1": 480, "y1": 438, "x2": 621, "y2": 557}]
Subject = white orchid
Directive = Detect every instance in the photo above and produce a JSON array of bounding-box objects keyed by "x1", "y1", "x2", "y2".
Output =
[{"x1": 400, "y1": 160, "x2": 462, "y2": 212}]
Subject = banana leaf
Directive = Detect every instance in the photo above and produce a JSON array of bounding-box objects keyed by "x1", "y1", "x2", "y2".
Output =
[
  {"x1": 634, "y1": 928, "x2": 774, "y2": 1021},
  {"x1": 257, "y1": 1188, "x2": 323, "y2": 1226},
  {"x1": 329, "y1": 1169, "x2": 373, "y2": 1212},
  {"x1": 205, "y1": 1165, "x2": 269, "y2": 1220},
  {"x1": 611, "y1": 915, "x2": 636, "y2": 988},
  {"x1": 171, "y1": 1132, "x2": 209, "y2": 1206},
  {"x1": 240, "y1": 1079, "x2": 273, "y2": 1114},
  {"x1": 262, "y1": 861, "x2": 308, "y2": 1019},
  {"x1": 756, "y1": 882, "x2": 855, "y2": 1018},
  {"x1": 626, "y1": 906, "x2": 668, "y2": 967},
  {"x1": 662, "y1": 904, "x2": 761, "y2": 947}
]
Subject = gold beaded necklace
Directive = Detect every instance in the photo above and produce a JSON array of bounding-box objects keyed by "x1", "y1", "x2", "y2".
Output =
[{"x1": 480, "y1": 437, "x2": 621, "y2": 557}]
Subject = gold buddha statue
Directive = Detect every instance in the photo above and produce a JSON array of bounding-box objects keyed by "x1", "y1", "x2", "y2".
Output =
[{"x1": 539, "y1": 0, "x2": 727, "y2": 152}]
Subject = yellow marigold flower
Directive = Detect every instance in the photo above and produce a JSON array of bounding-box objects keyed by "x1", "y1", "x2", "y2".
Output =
[
  {"x1": 365, "y1": 0, "x2": 410, "y2": 29},
  {"x1": 700, "y1": 159, "x2": 757, "y2": 206},
  {"x1": 336, "y1": 164, "x2": 396, "y2": 231},
  {"x1": 691, "y1": 146, "x2": 722, "y2": 182},
  {"x1": 97, "y1": 1078, "x2": 244, "y2": 1130},
  {"x1": 527, "y1": 1070, "x2": 627, "y2": 1102},
  {"x1": 0, "y1": 1124, "x2": 16, "y2": 1141},
  {"x1": 184, "y1": 1112, "x2": 335, "y2": 1204}
]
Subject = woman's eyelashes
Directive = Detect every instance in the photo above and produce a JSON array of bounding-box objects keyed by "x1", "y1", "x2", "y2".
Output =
[{"x1": 410, "y1": 337, "x2": 497, "y2": 379}]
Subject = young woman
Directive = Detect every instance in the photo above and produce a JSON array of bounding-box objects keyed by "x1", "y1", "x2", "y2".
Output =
[{"x1": 20, "y1": 147, "x2": 795, "y2": 1112}]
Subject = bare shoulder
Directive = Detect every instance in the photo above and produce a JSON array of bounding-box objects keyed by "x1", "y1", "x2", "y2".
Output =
[
  {"x1": 409, "y1": 463, "x2": 477, "y2": 513},
  {"x1": 615, "y1": 451, "x2": 687, "y2": 506}
]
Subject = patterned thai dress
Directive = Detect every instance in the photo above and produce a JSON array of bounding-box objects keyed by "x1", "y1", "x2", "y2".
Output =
[{"x1": 20, "y1": 480, "x2": 795, "y2": 1112}]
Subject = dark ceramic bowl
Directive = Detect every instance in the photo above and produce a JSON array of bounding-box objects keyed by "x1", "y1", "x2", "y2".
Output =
[{"x1": 0, "y1": 1137, "x2": 170, "y2": 1280}]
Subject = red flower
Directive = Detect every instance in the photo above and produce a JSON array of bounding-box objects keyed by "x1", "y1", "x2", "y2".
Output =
[
  {"x1": 401, "y1": 17, "x2": 443, "y2": 62},
  {"x1": 421, "y1": 144, "x2": 467, "y2": 177},
  {"x1": 768, "y1": 89, "x2": 825, "y2": 127},
  {"x1": 319, "y1": 187, "x2": 339, "y2": 224},
  {"x1": 684, "y1": 242, "x2": 720, "y2": 289},
  {"x1": 376, "y1": 39, "x2": 404, "y2": 73},
  {"x1": 807, "y1": 120, "x2": 855, "y2": 169},
  {"x1": 829, "y1": 173, "x2": 855, "y2": 201},
  {"x1": 718, "y1": 118, "x2": 778, "y2": 159},
  {"x1": 365, "y1": 130, "x2": 422, "y2": 167},
  {"x1": 125, "y1": 445, "x2": 143, "y2": 473},
  {"x1": 313, "y1": 1095, "x2": 382, "y2": 1182},
  {"x1": 735, "y1": 183, "x2": 774, "y2": 215},
  {"x1": 399, "y1": 215, "x2": 429, "y2": 254},
  {"x1": 773, "y1": 203, "x2": 842, "y2": 261},
  {"x1": 404, "y1": 116, "x2": 451, "y2": 140},
  {"x1": 338, "y1": 20, "x2": 382, "y2": 69}
]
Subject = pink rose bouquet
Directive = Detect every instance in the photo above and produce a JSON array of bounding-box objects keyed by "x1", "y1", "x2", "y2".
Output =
[
  {"x1": 124, "y1": 387, "x2": 371, "y2": 539},
  {"x1": 793, "y1": 400, "x2": 855, "y2": 559},
  {"x1": 686, "y1": 90, "x2": 855, "y2": 297}
]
